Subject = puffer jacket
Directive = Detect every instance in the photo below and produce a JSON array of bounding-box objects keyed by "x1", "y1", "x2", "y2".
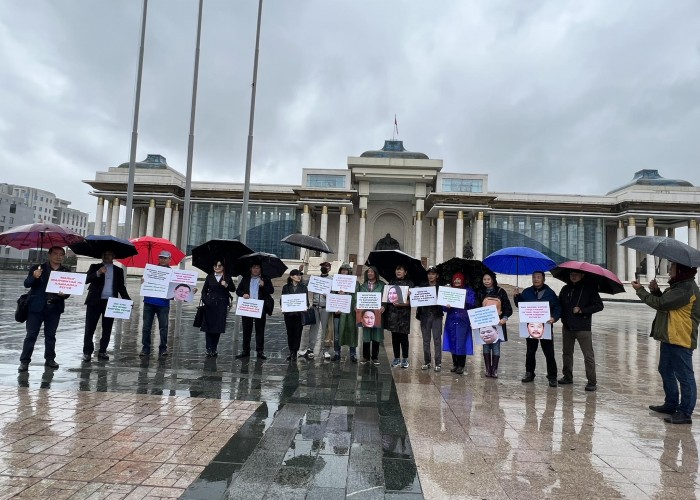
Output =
[
  {"x1": 636, "y1": 278, "x2": 700, "y2": 349},
  {"x1": 559, "y1": 283, "x2": 603, "y2": 332}
]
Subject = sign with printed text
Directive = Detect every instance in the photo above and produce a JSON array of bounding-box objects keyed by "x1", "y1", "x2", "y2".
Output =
[
  {"x1": 437, "y1": 286, "x2": 466, "y2": 308},
  {"x1": 171, "y1": 269, "x2": 198, "y2": 286},
  {"x1": 105, "y1": 297, "x2": 133, "y2": 319},
  {"x1": 326, "y1": 293, "x2": 352, "y2": 314},
  {"x1": 473, "y1": 324, "x2": 506, "y2": 345},
  {"x1": 517, "y1": 302, "x2": 552, "y2": 323},
  {"x1": 467, "y1": 305, "x2": 500, "y2": 329},
  {"x1": 356, "y1": 292, "x2": 382, "y2": 311},
  {"x1": 235, "y1": 298, "x2": 264, "y2": 318},
  {"x1": 46, "y1": 272, "x2": 87, "y2": 295},
  {"x1": 140, "y1": 264, "x2": 173, "y2": 298},
  {"x1": 307, "y1": 276, "x2": 332, "y2": 295},
  {"x1": 409, "y1": 286, "x2": 437, "y2": 307},
  {"x1": 281, "y1": 293, "x2": 308, "y2": 312},
  {"x1": 331, "y1": 274, "x2": 357, "y2": 293}
]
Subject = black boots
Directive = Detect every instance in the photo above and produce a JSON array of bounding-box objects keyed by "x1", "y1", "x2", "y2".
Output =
[
  {"x1": 483, "y1": 353, "x2": 492, "y2": 377},
  {"x1": 491, "y1": 355, "x2": 500, "y2": 378}
]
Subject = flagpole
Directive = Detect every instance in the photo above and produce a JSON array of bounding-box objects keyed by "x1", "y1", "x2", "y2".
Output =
[
  {"x1": 179, "y1": 0, "x2": 204, "y2": 261},
  {"x1": 239, "y1": 0, "x2": 264, "y2": 245},
  {"x1": 124, "y1": 0, "x2": 148, "y2": 241}
]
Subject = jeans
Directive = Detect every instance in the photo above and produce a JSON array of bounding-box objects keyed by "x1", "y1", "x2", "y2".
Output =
[
  {"x1": 84, "y1": 299, "x2": 115, "y2": 355},
  {"x1": 420, "y1": 315, "x2": 443, "y2": 365},
  {"x1": 525, "y1": 337, "x2": 557, "y2": 380},
  {"x1": 141, "y1": 303, "x2": 170, "y2": 353},
  {"x1": 659, "y1": 342, "x2": 697, "y2": 416},
  {"x1": 483, "y1": 341, "x2": 501, "y2": 356},
  {"x1": 562, "y1": 327, "x2": 596, "y2": 384},
  {"x1": 21, "y1": 309, "x2": 61, "y2": 363}
]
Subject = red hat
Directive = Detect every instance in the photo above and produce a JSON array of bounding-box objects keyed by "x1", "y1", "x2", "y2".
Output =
[{"x1": 452, "y1": 272, "x2": 465, "y2": 286}]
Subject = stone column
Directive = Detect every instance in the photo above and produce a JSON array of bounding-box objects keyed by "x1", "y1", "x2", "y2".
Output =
[
  {"x1": 358, "y1": 209, "x2": 367, "y2": 266},
  {"x1": 436, "y1": 210, "x2": 445, "y2": 265},
  {"x1": 320, "y1": 206, "x2": 328, "y2": 260},
  {"x1": 110, "y1": 198, "x2": 120, "y2": 237},
  {"x1": 104, "y1": 200, "x2": 114, "y2": 236},
  {"x1": 560, "y1": 217, "x2": 567, "y2": 257},
  {"x1": 146, "y1": 199, "x2": 156, "y2": 237},
  {"x1": 455, "y1": 210, "x2": 464, "y2": 259},
  {"x1": 626, "y1": 217, "x2": 637, "y2": 282},
  {"x1": 301, "y1": 205, "x2": 310, "y2": 235},
  {"x1": 338, "y1": 206, "x2": 347, "y2": 262},
  {"x1": 688, "y1": 220, "x2": 698, "y2": 250},
  {"x1": 414, "y1": 211, "x2": 423, "y2": 261},
  {"x1": 616, "y1": 221, "x2": 625, "y2": 280},
  {"x1": 94, "y1": 197, "x2": 104, "y2": 236},
  {"x1": 646, "y1": 218, "x2": 655, "y2": 278},
  {"x1": 578, "y1": 217, "x2": 585, "y2": 261},
  {"x1": 474, "y1": 211, "x2": 484, "y2": 260},
  {"x1": 162, "y1": 200, "x2": 173, "y2": 241},
  {"x1": 171, "y1": 204, "x2": 180, "y2": 247},
  {"x1": 429, "y1": 219, "x2": 436, "y2": 266},
  {"x1": 131, "y1": 207, "x2": 141, "y2": 239},
  {"x1": 138, "y1": 208, "x2": 147, "y2": 238}
]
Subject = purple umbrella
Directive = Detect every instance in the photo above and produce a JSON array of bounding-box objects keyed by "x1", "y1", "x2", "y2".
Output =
[{"x1": 0, "y1": 222, "x2": 84, "y2": 251}]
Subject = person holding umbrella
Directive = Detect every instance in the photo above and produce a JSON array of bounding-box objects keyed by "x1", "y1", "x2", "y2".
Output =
[
  {"x1": 200, "y1": 260, "x2": 233, "y2": 357},
  {"x1": 632, "y1": 262, "x2": 700, "y2": 424},
  {"x1": 18, "y1": 246, "x2": 70, "y2": 372},
  {"x1": 386, "y1": 264, "x2": 414, "y2": 368},
  {"x1": 82, "y1": 250, "x2": 131, "y2": 362},
  {"x1": 557, "y1": 270, "x2": 604, "y2": 391},
  {"x1": 514, "y1": 271, "x2": 561, "y2": 387},
  {"x1": 235, "y1": 258, "x2": 274, "y2": 360}
]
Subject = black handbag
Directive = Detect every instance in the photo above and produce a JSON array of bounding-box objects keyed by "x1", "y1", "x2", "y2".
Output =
[
  {"x1": 263, "y1": 295, "x2": 274, "y2": 316},
  {"x1": 193, "y1": 301, "x2": 206, "y2": 328},
  {"x1": 15, "y1": 292, "x2": 30, "y2": 323},
  {"x1": 302, "y1": 307, "x2": 316, "y2": 326}
]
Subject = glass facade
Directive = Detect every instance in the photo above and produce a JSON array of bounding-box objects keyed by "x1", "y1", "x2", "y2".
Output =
[
  {"x1": 485, "y1": 214, "x2": 606, "y2": 266},
  {"x1": 442, "y1": 178, "x2": 483, "y2": 193},
  {"x1": 189, "y1": 203, "x2": 299, "y2": 258},
  {"x1": 307, "y1": 174, "x2": 346, "y2": 189}
]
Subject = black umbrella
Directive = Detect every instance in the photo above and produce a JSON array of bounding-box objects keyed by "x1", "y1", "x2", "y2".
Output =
[
  {"x1": 436, "y1": 257, "x2": 493, "y2": 289},
  {"x1": 365, "y1": 250, "x2": 427, "y2": 284},
  {"x1": 281, "y1": 233, "x2": 334, "y2": 254},
  {"x1": 618, "y1": 235, "x2": 700, "y2": 268},
  {"x1": 69, "y1": 234, "x2": 138, "y2": 260},
  {"x1": 191, "y1": 239, "x2": 254, "y2": 273},
  {"x1": 233, "y1": 252, "x2": 288, "y2": 278}
]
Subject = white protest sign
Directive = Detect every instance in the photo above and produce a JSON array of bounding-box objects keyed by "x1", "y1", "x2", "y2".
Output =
[
  {"x1": 409, "y1": 286, "x2": 437, "y2": 307},
  {"x1": 235, "y1": 298, "x2": 264, "y2": 318},
  {"x1": 171, "y1": 269, "x2": 198, "y2": 286},
  {"x1": 437, "y1": 286, "x2": 467, "y2": 308},
  {"x1": 281, "y1": 293, "x2": 307, "y2": 312},
  {"x1": 331, "y1": 274, "x2": 357, "y2": 293},
  {"x1": 356, "y1": 292, "x2": 382, "y2": 310},
  {"x1": 517, "y1": 302, "x2": 552, "y2": 323},
  {"x1": 46, "y1": 272, "x2": 87, "y2": 295},
  {"x1": 467, "y1": 305, "x2": 500, "y2": 329},
  {"x1": 326, "y1": 293, "x2": 352, "y2": 314},
  {"x1": 105, "y1": 298, "x2": 133, "y2": 319},
  {"x1": 307, "y1": 276, "x2": 332, "y2": 295},
  {"x1": 140, "y1": 264, "x2": 173, "y2": 298}
]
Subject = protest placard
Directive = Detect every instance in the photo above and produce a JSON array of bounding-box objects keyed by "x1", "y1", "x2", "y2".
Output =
[
  {"x1": 437, "y1": 286, "x2": 467, "y2": 308},
  {"x1": 408, "y1": 286, "x2": 437, "y2": 307},
  {"x1": 140, "y1": 263, "x2": 173, "y2": 298},
  {"x1": 356, "y1": 309, "x2": 382, "y2": 328},
  {"x1": 519, "y1": 321, "x2": 552, "y2": 340},
  {"x1": 46, "y1": 272, "x2": 87, "y2": 295},
  {"x1": 281, "y1": 293, "x2": 308, "y2": 312},
  {"x1": 167, "y1": 283, "x2": 195, "y2": 302},
  {"x1": 467, "y1": 305, "x2": 500, "y2": 329},
  {"x1": 235, "y1": 298, "x2": 264, "y2": 318},
  {"x1": 383, "y1": 285, "x2": 409, "y2": 305},
  {"x1": 517, "y1": 302, "x2": 552, "y2": 323},
  {"x1": 307, "y1": 276, "x2": 332, "y2": 295},
  {"x1": 356, "y1": 292, "x2": 382, "y2": 310},
  {"x1": 171, "y1": 269, "x2": 198, "y2": 286},
  {"x1": 473, "y1": 324, "x2": 505, "y2": 345},
  {"x1": 332, "y1": 274, "x2": 357, "y2": 293},
  {"x1": 326, "y1": 294, "x2": 352, "y2": 314},
  {"x1": 105, "y1": 298, "x2": 133, "y2": 319}
]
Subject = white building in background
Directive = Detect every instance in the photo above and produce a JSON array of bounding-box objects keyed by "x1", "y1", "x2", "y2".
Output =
[
  {"x1": 0, "y1": 188, "x2": 34, "y2": 260},
  {"x1": 84, "y1": 143, "x2": 700, "y2": 282},
  {"x1": 0, "y1": 184, "x2": 88, "y2": 235}
]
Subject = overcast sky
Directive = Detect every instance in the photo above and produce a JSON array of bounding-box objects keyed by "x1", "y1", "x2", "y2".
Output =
[{"x1": 2, "y1": 0, "x2": 700, "y2": 218}]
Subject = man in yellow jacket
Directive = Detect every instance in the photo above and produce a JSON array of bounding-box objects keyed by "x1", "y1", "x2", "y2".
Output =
[{"x1": 633, "y1": 262, "x2": 700, "y2": 424}]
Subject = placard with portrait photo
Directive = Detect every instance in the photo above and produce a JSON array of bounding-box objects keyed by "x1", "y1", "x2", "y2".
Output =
[
  {"x1": 356, "y1": 309, "x2": 382, "y2": 328},
  {"x1": 382, "y1": 285, "x2": 409, "y2": 305},
  {"x1": 519, "y1": 321, "x2": 552, "y2": 340},
  {"x1": 472, "y1": 324, "x2": 505, "y2": 345}
]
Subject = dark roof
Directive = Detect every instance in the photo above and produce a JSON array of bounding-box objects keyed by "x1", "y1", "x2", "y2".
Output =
[
  {"x1": 607, "y1": 169, "x2": 693, "y2": 194},
  {"x1": 360, "y1": 140, "x2": 429, "y2": 159},
  {"x1": 117, "y1": 154, "x2": 169, "y2": 170}
]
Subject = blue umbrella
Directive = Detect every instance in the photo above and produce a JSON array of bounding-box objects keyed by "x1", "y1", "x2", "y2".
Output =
[{"x1": 483, "y1": 246, "x2": 556, "y2": 287}]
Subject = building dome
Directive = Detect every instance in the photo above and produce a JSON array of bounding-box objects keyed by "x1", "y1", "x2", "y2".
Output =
[
  {"x1": 607, "y1": 169, "x2": 693, "y2": 194},
  {"x1": 360, "y1": 140, "x2": 429, "y2": 159},
  {"x1": 117, "y1": 154, "x2": 169, "y2": 169}
]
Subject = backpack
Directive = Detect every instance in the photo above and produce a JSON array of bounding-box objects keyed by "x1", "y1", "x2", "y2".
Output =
[{"x1": 482, "y1": 295, "x2": 502, "y2": 315}]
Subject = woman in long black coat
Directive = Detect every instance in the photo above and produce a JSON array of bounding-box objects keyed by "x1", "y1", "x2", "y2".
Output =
[{"x1": 201, "y1": 260, "x2": 233, "y2": 357}]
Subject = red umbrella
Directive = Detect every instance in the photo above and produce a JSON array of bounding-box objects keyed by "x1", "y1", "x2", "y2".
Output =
[
  {"x1": 116, "y1": 236, "x2": 185, "y2": 267},
  {"x1": 0, "y1": 222, "x2": 84, "y2": 250},
  {"x1": 551, "y1": 261, "x2": 625, "y2": 295}
]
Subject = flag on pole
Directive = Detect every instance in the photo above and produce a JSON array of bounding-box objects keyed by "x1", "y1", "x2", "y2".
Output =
[{"x1": 394, "y1": 115, "x2": 398, "y2": 136}]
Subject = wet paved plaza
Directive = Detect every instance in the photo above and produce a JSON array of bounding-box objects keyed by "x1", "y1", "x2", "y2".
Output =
[{"x1": 0, "y1": 270, "x2": 699, "y2": 499}]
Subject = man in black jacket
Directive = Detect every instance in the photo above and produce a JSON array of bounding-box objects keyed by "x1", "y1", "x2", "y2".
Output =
[
  {"x1": 19, "y1": 246, "x2": 70, "y2": 372},
  {"x1": 82, "y1": 250, "x2": 131, "y2": 362},
  {"x1": 235, "y1": 261, "x2": 274, "y2": 360},
  {"x1": 557, "y1": 270, "x2": 604, "y2": 391}
]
